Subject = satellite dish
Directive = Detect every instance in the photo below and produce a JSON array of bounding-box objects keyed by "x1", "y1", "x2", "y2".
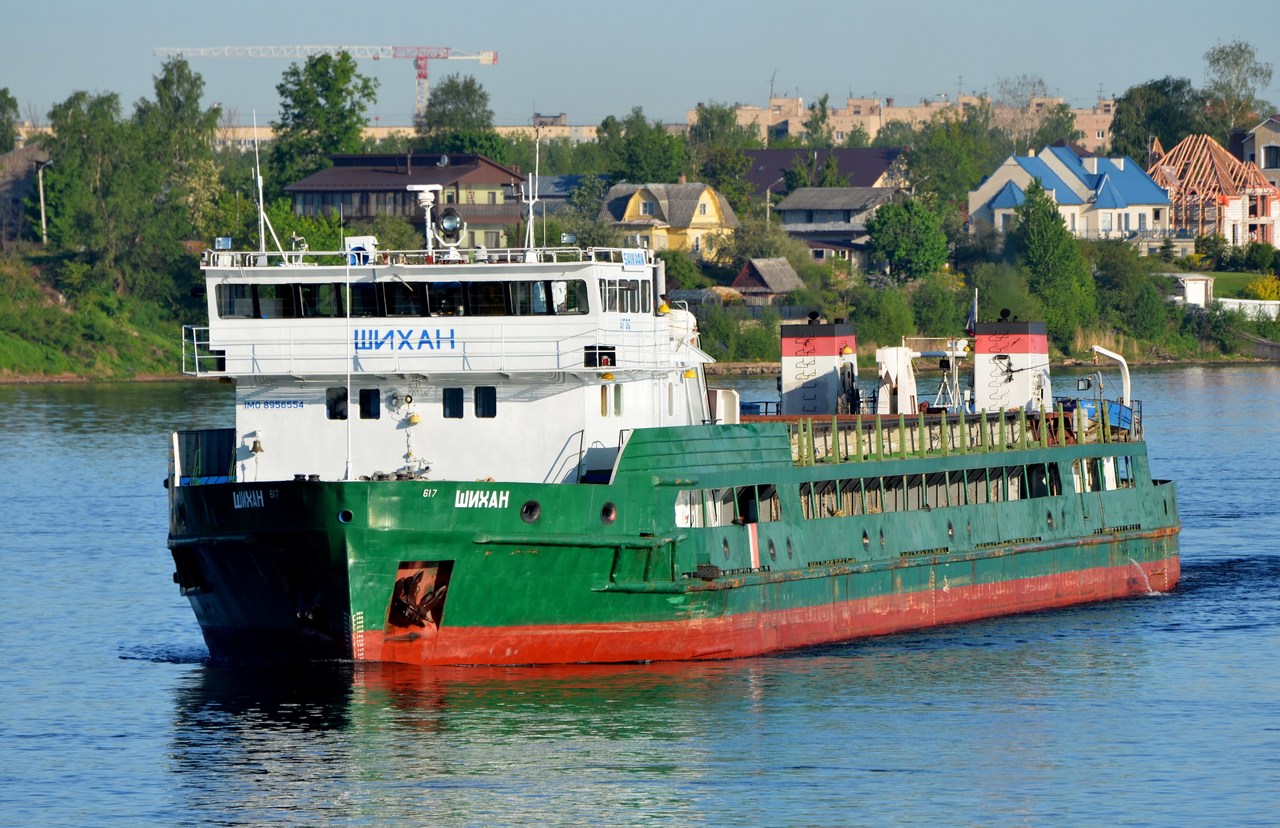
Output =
[{"x1": 438, "y1": 154, "x2": 450, "y2": 167}]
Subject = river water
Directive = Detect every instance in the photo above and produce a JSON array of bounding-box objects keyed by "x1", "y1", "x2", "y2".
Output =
[{"x1": 0, "y1": 366, "x2": 1276, "y2": 826}]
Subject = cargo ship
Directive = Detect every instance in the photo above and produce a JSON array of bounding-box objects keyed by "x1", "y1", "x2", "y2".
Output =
[{"x1": 168, "y1": 191, "x2": 1179, "y2": 665}]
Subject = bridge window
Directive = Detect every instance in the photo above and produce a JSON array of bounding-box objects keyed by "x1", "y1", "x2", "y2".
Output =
[
  {"x1": 359, "y1": 388, "x2": 381, "y2": 420},
  {"x1": 326, "y1": 387, "x2": 348, "y2": 420},
  {"x1": 474, "y1": 386, "x2": 497, "y2": 418},
  {"x1": 442, "y1": 388, "x2": 464, "y2": 419}
]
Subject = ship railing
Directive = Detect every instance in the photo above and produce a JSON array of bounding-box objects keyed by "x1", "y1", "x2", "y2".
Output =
[
  {"x1": 181, "y1": 323, "x2": 686, "y2": 377},
  {"x1": 787, "y1": 402, "x2": 1136, "y2": 466},
  {"x1": 201, "y1": 245, "x2": 653, "y2": 269}
]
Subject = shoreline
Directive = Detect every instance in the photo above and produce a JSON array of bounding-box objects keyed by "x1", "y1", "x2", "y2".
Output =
[{"x1": 0, "y1": 355, "x2": 1267, "y2": 386}]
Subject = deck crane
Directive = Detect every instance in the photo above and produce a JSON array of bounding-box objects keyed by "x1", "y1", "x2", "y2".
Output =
[{"x1": 152, "y1": 45, "x2": 498, "y2": 119}]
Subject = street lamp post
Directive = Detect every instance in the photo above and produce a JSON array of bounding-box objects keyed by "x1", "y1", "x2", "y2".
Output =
[
  {"x1": 35, "y1": 159, "x2": 52, "y2": 245},
  {"x1": 765, "y1": 175, "x2": 785, "y2": 222}
]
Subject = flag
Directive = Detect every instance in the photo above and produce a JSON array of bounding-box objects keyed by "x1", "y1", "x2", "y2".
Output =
[{"x1": 964, "y1": 289, "x2": 977, "y2": 336}]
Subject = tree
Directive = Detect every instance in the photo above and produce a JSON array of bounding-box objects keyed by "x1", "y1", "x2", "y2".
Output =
[
  {"x1": 1109, "y1": 77, "x2": 1209, "y2": 161},
  {"x1": 872, "y1": 120, "x2": 917, "y2": 148},
  {"x1": 417, "y1": 73, "x2": 493, "y2": 135},
  {"x1": 802, "y1": 94, "x2": 835, "y2": 148},
  {"x1": 598, "y1": 107, "x2": 684, "y2": 183},
  {"x1": 133, "y1": 58, "x2": 221, "y2": 239},
  {"x1": 910, "y1": 272, "x2": 965, "y2": 334},
  {"x1": 993, "y1": 74, "x2": 1051, "y2": 152},
  {"x1": 908, "y1": 101, "x2": 1011, "y2": 207},
  {"x1": 700, "y1": 146, "x2": 755, "y2": 218},
  {"x1": 269, "y1": 52, "x2": 378, "y2": 195},
  {"x1": 1028, "y1": 103, "x2": 1083, "y2": 148},
  {"x1": 558, "y1": 175, "x2": 623, "y2": 248},
  {"x1": 686, "y1": 101, "x2": 761, "y2": 171},
  {"x1": 1006, "y1": 180, "x2": 1096, "y2": 347},
  {"x1": 840, "y1": 124, "x2": 871, "y2": 148},
  {"x1": 865, "y1": 198, "x2": 948, "y2": 283},
  {"x1": 1203, "y1": 39, "x2": 1274, "y2": 137},
  {"x1": 0, "y1": 87, "x2": 18, "y2": 152}
]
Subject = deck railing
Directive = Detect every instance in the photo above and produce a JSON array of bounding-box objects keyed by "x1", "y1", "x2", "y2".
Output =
[{"x1": 786, "y1": 402, "x2": 1139, "y2": 466}]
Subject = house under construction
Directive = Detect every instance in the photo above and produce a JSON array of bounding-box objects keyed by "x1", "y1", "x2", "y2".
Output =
[{"x1": 1147, "y1": 134, "x2": 1279, "y2": 246}]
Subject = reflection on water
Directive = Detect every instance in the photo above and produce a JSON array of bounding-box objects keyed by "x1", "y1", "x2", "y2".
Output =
[{"x1": 2, "y1": 369, "x2": 1279, "y2": 825}]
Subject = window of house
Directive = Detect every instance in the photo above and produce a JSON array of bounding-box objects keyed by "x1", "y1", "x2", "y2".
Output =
[
  {"x1": 640, "y1": 200, "x2": 655, "y2": 216},
  {"x1": 488, "y1": 191, "x2": 497, "y2": 204},
  {"x1": 1096, "y1": 130, "x2": 1105, "y2": 140},
  {"x1": 1265, "y1": 146, "x2": 1280, "y2": 169},
  {"x1": 699, "y1": 202, "x2": 708, "y2": 216}
]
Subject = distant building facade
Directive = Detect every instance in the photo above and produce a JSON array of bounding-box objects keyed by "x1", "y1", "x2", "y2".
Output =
[
  {"x1": 968, "y1": 145, "x2": 1171, "y2": 240},
  {"x1": 598, "y1": 181, "x2": 739, "y2": 257},
  {"x1": 688, "y1": 96, "x2": 1117, "y2": 152},
  {"x1": 284, "y1": 153, "x2": 527, "y2": 248}
]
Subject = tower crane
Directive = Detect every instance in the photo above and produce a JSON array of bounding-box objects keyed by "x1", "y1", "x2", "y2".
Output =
[{"x1": 152, "y1": 45, "x2": 498, "y2": 119}]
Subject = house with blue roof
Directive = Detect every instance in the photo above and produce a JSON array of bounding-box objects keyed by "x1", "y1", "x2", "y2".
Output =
[{"x1": 968, "y1": 145, "x2": 1171, "y2": 241}]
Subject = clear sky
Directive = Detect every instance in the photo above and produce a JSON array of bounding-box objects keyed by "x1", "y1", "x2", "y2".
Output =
[{"x1": 5, "y1": 0, "x2": 1278, "y2": 128}]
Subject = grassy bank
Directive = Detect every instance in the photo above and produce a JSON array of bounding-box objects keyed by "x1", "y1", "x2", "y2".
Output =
[{"x1": 0, "y1": 250, "x2": 182, "y2": 382}]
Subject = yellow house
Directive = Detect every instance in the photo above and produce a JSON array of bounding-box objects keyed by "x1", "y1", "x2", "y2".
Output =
[{"x1": 598, "y1": 181, "x2": 739, "y2": 258}]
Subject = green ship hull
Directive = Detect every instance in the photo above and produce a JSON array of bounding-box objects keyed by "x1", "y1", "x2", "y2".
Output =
[{"x1": 169, "y1": 416, "x2": 1180, "y2": 665}]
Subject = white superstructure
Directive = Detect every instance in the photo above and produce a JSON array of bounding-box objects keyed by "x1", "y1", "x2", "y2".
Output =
[{"x1": 183, "y1": 244, "x2": 713, "y2": 484}]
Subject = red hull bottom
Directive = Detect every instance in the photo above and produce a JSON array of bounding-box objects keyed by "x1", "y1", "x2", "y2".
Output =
[{"x1": 356, "y1": 556, "x2": 1180, "y2": 666}]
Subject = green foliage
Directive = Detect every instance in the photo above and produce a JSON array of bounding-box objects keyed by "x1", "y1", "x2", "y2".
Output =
[
  {"x1": 864, "y1": 199, "x2": 948, "y2": 283},
  {"x1": 871, "y1": 120, "x2": 917, "y2": 148},
  {"x1": 350, "y1": 213, "x2": 423, "y2": 253},
  {"x1": 657, "y1": 249, "x2": 710, "y2": 290},
  {"x1": 414, "y1": 128, "x2": 512, "y2": 164},
  {"x1": 1244, "y1": 275, "x2": 1280, "y2": 300},
  {"x1": 1203, "y1": 39, "x2": 1274, "y2": 138},
  {"x1": 848, "y1": 283, "x2": 914, "y2": 348},
  {"x1": 598, "y1": 108, "x2": 684, "y2": 183},
  {"x1": 263, "y1": 199, "x2": 346, "y2": 254},
  {"x1": 840, "y1": 124, "x2": 871, "y2": 148},
  {"x1": 1183, "y1": 302, "x2": 1247, "y2": 354},
  {"x1": 0, "y1": 87, "x2": 18, "y2": 152},
  {"x1": 1088, "y1": 240, "x2": 1171, "y2": 339},
  {"x1": 0, "y1": 252, "x2": 179, "y2": 378},
  {"x1": 1244, "y1": 242, "x2": 1277, "y2": 274},
  {"x1": 700, "y1": 146, "x2": 756, "y2": 218},
  {"x1": 1109, "y1": 77, "x2": 1209, "y2": 160},
  {"x1": 1006, "y1": 181, "x2": 1096, "y2": 347},
  {"x1": 802, "y1": 94, "x2": 836, "y2": 148},
  {"x1": 967, "y1": 262, "x2": 1043, "y2": 328},
  {"x1": 910, "y1": 273, "x2": 964, "y2": 334},
  {"x1": 557, "y1": 175, "x2": 623, "y2": 248},
  {"x1": 706, "y1": 214, "x2": 813, "y2": 275},
  {"x1": 1194, "y1": 234, "x2": 1228, "y2": 270},
  {"x1": 686, "y1": 101, "x2": 762, "y2": 172},
  {"x1": 417, "y1": 74, "x2": 493, "y2": 135},
  {"x1": 269, "y1": 52, "x2": 378, "y2": 196},
  {"x1": 907, "y1": 100, "x2": 1012, "y2": 207},
  {"x1": 694, "y1": 305, "x2": 782, "y2": 363}
]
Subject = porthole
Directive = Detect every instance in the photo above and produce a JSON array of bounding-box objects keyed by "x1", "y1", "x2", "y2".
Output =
[
  {"x1": 947, "y1": 521, "x2": 955, "y2": 540},
  {"x1": 879, "y1": 529, "x2": 886, "y2": 548},
  {"x1": 768, "y1": 539, "x2": 777, "y2": 562},
  {"x1": 337, "y1": 509, "x2": 354, "y2": 524},
  {"x1": 1047, "y1": 510, "x2": 1055, "y2": 530},
  {"x1": 862, "y1": 530, "x2": 871, "y2": 551},
  {"x1": 786, "y1": 538, "x2": 794, "y2": 560},
  {"x1": 967, "y1": 519, "x2": 973, "y2": 537},
  {"x1": 520, "y1": 500, "x2": 541, "y2": 523},
  {"x1": 723, "y1": 538, "x2": 731, "y2": 560},
  {"x1": 600, "y1": 502, "x2": 617, "y2": 524}
]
